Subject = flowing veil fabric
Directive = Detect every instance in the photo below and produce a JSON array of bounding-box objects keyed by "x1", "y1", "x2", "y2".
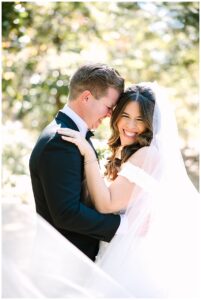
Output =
[
  {"x1": 96, "y1": 83, "x2": 201, "y2": 298},
  {"x1": 2, "y1": 202, "x2": 131, "y2": 298},
  {"x1": 2, "y1": 83, "x2": 201, "y2": 298}
]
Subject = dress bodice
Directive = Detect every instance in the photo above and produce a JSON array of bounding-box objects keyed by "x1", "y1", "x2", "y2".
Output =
[
  {"x1": 96, "y1": 161, "x2": 158, "y2": 262},
  {"x1": 118, "y1": 161, "x2": 158, "y2": 191}
]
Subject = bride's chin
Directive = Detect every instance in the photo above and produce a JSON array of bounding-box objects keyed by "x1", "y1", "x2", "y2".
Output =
[{"x1": 121, "y1": 139, "x2": 135, "y2": 147}]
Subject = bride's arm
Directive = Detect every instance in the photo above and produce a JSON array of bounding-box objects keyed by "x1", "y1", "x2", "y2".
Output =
[
  {"x1": 84, "y1": 157, "x2": 135, "y2": 213},
  {"x1": 58, "y1": 128, "x2": 134, "y2": 213}
]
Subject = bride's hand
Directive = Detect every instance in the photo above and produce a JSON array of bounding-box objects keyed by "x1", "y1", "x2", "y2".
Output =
[{"x1": 57, "y1": 128, "x2": 94, "y2": 158}]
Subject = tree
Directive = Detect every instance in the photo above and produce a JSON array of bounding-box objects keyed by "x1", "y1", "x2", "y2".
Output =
[{"x1": 2, "y1": 1, "x2": 199, "y2": 192}]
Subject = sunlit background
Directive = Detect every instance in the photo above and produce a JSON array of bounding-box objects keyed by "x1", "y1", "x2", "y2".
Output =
[{"x1": 2, "y1": 1, "x2": 199, "y2": 208}]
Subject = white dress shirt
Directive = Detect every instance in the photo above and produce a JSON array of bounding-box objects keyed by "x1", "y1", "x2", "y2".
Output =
[{"x1": 60, "y1": 104, "x2": 88, "y2": 137}]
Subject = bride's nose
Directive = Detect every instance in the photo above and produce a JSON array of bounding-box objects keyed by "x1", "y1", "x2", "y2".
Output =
[{"x1": 126, "y1": 118, "x2": 138, "y2": 129}]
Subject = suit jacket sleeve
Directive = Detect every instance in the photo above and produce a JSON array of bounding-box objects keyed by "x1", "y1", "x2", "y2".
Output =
[{"x1": 38, "y1": 134, "x2": 120, "y2": 242}]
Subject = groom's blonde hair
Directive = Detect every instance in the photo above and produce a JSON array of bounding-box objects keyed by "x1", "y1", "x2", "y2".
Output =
[{"x1": 68, "y1": 63, "x2": 124, "y2": 100}]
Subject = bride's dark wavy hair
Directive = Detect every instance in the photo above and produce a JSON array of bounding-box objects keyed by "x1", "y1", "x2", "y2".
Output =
[{"x1": 105, "y1": 83, "x2": 156, "y2": 180}]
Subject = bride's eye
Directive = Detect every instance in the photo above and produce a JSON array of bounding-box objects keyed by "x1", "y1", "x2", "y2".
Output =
[
  {"x1": 121, "y1": 113, "x2": 129, "y2": 118},
  {"x1": 136, "y1": 118, "x2": 144, "y2": 122}
]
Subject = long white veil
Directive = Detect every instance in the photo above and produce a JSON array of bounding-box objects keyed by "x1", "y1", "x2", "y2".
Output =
[
  {"x1": 2, "y1": 202, "x2": 131, "y2": 298},
  {"x1": 96, "y1": 83, "x2": 201, "y2": 298},
  {"x1": 2, "y1": 83, "x2": 201, "y2": 298}
]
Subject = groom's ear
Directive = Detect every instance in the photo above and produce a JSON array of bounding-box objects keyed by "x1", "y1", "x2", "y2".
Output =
[{"x1": 80, "y1": 90, "x2": 91, "y2": 103}]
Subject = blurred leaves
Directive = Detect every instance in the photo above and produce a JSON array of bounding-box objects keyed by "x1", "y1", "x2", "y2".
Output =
[{"x1": 2, "y1": 1, "x2": 199, "y2": 196}]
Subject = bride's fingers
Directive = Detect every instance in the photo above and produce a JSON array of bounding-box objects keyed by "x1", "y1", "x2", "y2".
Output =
[
  {"x1": 58, "y1": 128, "x2": 71, "y2": 132},
  {"x1": 58, "y1": 131, "x2": 77, "y2": 139},
  {"x1": 58, "y1": 131, "x2": 72, "y2": 137},
  {"x1": 58, "y1": 128, "x2": 77, "y2": 136},
  {"x1": 61, "y1": 135, "x2": 76, "y2": 143}
]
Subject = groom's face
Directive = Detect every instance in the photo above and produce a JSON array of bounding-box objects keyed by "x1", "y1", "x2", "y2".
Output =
[{"x1": 87, "y1": 87, "x2": 120, "y2": 129}]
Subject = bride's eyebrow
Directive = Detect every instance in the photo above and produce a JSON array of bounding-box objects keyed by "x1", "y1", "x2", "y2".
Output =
[{"x1": 122, "y1": 111, "x2": 142, "y2": 118}]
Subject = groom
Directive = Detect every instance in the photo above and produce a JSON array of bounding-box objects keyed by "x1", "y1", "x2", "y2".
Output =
[{"x1": 29, "y1": 63, "x2": 124, "y2": 261}]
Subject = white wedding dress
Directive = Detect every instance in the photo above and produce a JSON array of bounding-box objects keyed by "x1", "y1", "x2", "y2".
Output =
[
  {"x1": 96, "y1": 161, "x2": 201, "y2": 298},
  {"x1": 2, "y1": 83, "x2": 201, "y2": 298}
]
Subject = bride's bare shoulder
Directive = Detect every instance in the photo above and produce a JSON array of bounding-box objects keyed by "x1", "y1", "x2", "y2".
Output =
[{"x1": 128, "y1": 146, "x2": 159, "y2": 166}]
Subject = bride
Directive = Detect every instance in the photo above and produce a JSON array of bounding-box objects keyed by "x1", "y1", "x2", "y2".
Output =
[
  {"x1": 3, "y1": 82, "x2": 201, "y2": 298},
  {"x1": 59, "y1": 82, "x2": 201, "y2": 298}
]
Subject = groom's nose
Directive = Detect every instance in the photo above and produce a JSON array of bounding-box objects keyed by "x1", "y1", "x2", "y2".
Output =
[{"x1": 106, "y1": 108, "x2": 112, "y2": 117}]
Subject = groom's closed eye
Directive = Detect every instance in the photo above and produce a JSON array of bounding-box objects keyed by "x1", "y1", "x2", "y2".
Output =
[{"x1": 105, "y1": 105, "x2": 112, "y2": 110}]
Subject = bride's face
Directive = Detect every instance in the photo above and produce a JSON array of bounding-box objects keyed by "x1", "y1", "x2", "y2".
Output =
[{"x1": 117, "y1": 101, "x2": 147, "y2": 146}]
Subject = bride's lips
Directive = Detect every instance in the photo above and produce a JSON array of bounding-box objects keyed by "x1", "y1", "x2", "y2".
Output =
[{"x1": 123, "y1": 130, "x2": 137, "y2": 138}]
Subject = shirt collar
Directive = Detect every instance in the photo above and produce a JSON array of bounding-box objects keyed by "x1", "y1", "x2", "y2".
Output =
[{"x1": 60, "y1": 105, "x2": 88, "y2": 137}]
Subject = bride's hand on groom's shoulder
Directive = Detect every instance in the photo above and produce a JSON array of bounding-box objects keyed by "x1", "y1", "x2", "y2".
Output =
[{"x1": 57, "y1": 128, "x2": 94, "y2": 158}]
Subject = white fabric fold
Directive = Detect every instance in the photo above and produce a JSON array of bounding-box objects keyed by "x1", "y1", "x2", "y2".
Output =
[{"x1": 118, "y1": 161, "x2": 159, "y2": 191}]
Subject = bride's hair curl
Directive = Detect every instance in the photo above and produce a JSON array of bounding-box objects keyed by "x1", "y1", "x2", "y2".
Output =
[{"x1": 105, "y1": 83, "x2": 156, "y2": 180}]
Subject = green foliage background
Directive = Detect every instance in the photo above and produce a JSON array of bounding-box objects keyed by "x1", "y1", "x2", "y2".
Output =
[{"x1": 2, "y1": 1, "x2": 199, "y2": 203}]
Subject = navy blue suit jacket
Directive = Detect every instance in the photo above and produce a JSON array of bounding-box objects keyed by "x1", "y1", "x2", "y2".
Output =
[{"x1": 29, "y1": 111, "x2": 120, "y2": 260}]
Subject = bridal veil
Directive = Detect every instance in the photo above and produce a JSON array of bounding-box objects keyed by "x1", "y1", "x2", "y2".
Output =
[{"x1": 96, "y1": 82, "x2": 201, "y2": 297}]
